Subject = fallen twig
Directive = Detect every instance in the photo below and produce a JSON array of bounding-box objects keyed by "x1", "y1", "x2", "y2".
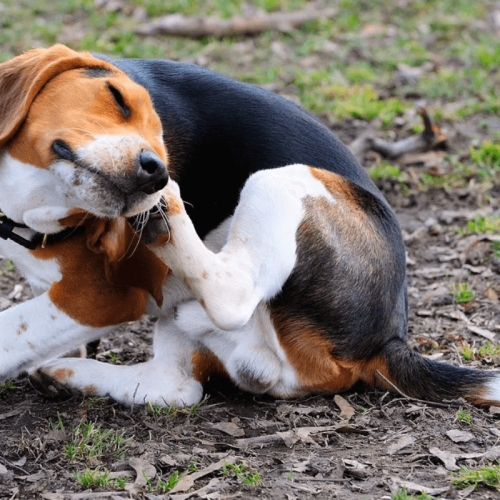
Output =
[
  {"x1": 375, "y1": 370, "x2": 458, "y2": 408},
  {"x1": 136, "y1": 7, "x2": 337, "y2": 38},
  {"x1": 350, "y1": 108, "x2": 446, "y2": 160}
]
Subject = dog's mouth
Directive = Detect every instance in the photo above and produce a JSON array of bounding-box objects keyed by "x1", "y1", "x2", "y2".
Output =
[{"x1": 51, "y1": 140, "x2": 169, "y2": 219}]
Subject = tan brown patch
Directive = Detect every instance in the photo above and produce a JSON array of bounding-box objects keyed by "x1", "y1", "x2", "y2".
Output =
[
  {"x1": 272, "y1": 314, "x2": 394, "y2": 393},
  {"x1": 307, "y1": 167, "x2": 385, "y2": 252},
  {"x1": 28, "y1": 342, "x2": 36, "y2": 351},
  {"x1": 16, "y1": 322, "x2": 28, "y2": 336},
  {"x1": 310, "y1": 167, "x2": 365, "y2": 217},
  {"x1": 202, "y1": 271, "x2": 208, "y2": 280},
  {"x1": 467, "y1": 387, "x2": 500, "y2": 407},
  {"x1": 191, "y1": 349, "x2": 228, "y2": 384},
  {"x1": 299, "y1": 170, "x2": 389, "y2": 270},
  {"x1": 83, "y1": 385, "x2": 98, "y2": 396},
  {"x1": 58, "y1": 209, "x2": 91, "y2": 228},
  {"x1": 166, "y1": 196, "x2": 184, "y2": 216},
  {"x1": 1, "y1": 44, "x2": 167, "y2": 172},
  {"x1": 52, "y1": 368, "x2": 74, "y2": 383},
  {"x1": 32, "y1": 217, "x2": 169, "y2": 327}
]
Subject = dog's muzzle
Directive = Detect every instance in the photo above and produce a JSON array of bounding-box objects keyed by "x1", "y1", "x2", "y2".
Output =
[{"x1": 135, "y1": 150, "x2": 169, "y2": 195}]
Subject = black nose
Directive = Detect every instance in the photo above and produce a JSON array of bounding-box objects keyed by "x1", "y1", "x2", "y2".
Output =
[{"x1": 136, "y1": 150, "x2": 169, "y2": 195}]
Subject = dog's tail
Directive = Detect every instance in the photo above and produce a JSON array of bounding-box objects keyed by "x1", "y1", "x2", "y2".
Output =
[{"x1": 377, "y1": 338, "x2": 500, "y2": 406}]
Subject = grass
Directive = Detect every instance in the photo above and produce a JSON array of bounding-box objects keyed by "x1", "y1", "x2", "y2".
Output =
[
  {"x1": 73, "y1": 467, "x2": 129, "y2": 489},
  {"x1": 492, "y1": 242, "x2": 500, "y2": 258},
  {"x1": 2, "y1": 0, "x2": 500, "y2": 497},
  {"x1": 471, "y1": 140, "x2": 500, "y2": 166},
  {"x1": 452, "y1": 460, "x2": 500, "y2": 490},
  {"x1": 459, "y1": 215, "x2": 500, "y2": 236},
  {"x1": 368, "y1": 162, "x2": 404, "y2": 181},
  {"x1": 49, "y1": 412, "x2": 65, "y2": 431},
  {"x1": 104, "y1": 352, "x2": 120, "y2": 364},
  {"x1": 297, "y1": 80, "x2": 408, "y2": 125},
  {"x1": 0, "y1": 380, "x2": 19, "y2": 391},
  {"x1": 222, "y1": 462, "x2": 262, "y2": 486},
  {"x1": 0, "y1": 259, "x2": 16, "y2": 275},
  {"x1": 391, "y1": 488, "x2": 433, "y2": 500},
  {"x1": 459, "y1": 341, "x2": 500, "y2": 362},
  {"x1": 146, "y1": 470, "x2": 181, "y2": 493},
  {"x1": 456, "y1": 408, "x2": 473, "y2": 425},
  {"x1": 146, "y1": 395, "x2": 208, "y2": 419},
  {"x1": 64, "y1": 421, "x2": 131, "y2": 465},
  {"x1": 450, "y1": 282, "x2": 475, "y2": 304}
]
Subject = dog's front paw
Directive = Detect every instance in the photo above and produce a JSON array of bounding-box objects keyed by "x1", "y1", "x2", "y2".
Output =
[
  {"x1": 29, "y1": 366, "x2": 79, "y2": 400},
  {"x1": 30, "y1": 358, "x2": 204, "y2": 408}
]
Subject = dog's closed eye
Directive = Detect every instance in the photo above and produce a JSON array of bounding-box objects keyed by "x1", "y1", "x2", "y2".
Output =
[
  {"x1": 52, "y1": 139, "x2": 74, "y2": 161},
  {"x1": 107, "y1": 83, "x2": 130, "y2": 118}
]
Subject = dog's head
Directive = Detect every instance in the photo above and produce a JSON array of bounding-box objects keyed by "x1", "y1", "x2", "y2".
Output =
[{"x1": 0, "y1": 44, "x2": 168, "y2": 234}]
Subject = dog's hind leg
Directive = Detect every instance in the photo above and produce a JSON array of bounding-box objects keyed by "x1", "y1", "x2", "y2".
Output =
[{"x1": 154, "y1": 164, "x2": 335, "y2": 332}]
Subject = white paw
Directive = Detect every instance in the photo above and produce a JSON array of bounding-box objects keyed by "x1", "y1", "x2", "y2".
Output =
[{"x1": 32, "y1": 358, "x2": 203, "y2": 408}]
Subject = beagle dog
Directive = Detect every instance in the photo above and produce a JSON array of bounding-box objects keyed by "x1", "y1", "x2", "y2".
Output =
[{"x1": 0, "y1": 45, "x2": 499, "y2": 407}]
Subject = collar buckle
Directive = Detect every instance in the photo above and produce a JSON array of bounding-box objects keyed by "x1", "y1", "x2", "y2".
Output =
[{"x1": 0, "y1": 215, "x2": 37, "y2": 250}]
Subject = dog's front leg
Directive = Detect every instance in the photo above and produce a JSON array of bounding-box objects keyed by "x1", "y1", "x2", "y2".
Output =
[
  {"x1": 0, "y1": 292, "x2": 112, "y2": 381},
  {"x1": 32, "y1": 315, "x2": 204, "y2": 407}
]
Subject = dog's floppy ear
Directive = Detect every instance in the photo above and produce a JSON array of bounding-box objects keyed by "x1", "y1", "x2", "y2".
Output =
[
  {"x1": 84, "y1": 217, "x2": 169, "y2": 308},
  {"x1": 0, "y1": 44, "x2": 115, "y2": 149}
]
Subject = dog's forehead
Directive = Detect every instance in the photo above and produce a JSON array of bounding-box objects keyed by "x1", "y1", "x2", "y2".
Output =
[
  {"x1": 36, "y1": 67, "x2": 153, "y2": 111},
  {"x1": 7, "y1": 66, "x2": 164, "y2": 168}
]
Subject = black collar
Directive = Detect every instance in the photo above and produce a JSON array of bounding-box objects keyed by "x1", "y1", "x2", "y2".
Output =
[{"x1": 0, "y1": 213, "x2": 85, "y2": 250}]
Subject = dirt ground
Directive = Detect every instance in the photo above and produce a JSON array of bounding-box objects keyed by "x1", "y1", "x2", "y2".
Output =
[{"x1": 1, "y1": 132, "x2": 500, "y2": 500}]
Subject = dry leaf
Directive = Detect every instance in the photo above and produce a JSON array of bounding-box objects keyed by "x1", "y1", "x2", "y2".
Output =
[
  {"x1": 398, "y1": 480, "x2": 449, "y2": 496},
  {"x1": 171, "y1": 478, "x2": 220, "y2": 500},
  {"x1": 277, "y1": 425, "x2": 339, "y2": 448},
  {"x1": 446, "y1": 429, "x2": 475, "y2": 443},
  {"x1": 482, "y1": 446, "x2": 500, "y2": 461},
  {"x1": 458, "y1": 484, "x2": 476, "y2": 498},
  {"x1": 388, "y1": 434, "x2": 416, "y2": 455},
  {"x1": 170, "y1": 456, "x2": 235, "y2": 493},
  {"x1": 466, "y1": 325, "x2": 496, "y2": 341},
  {"x1": 159, "y1": 454, "x2": 178, "y2": 466},
  {"x1": 211, "y1": 421, "x2": 245, "y2": 437},
  {"x1": 485, "y1": 288, "x2": 499, "y2": 302},
  {"x1": 334, "y1": 394, "x2": 355, "y2": 420},
  {"x1": 125, "y1": 457, "x2": 156, "y2": 495},
  {"x1": 429, "y1": 447, "x2": 459, "y2": 471},
  {"x1": 45, "y1": 430, "x2": 67, "y2": 442}
]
